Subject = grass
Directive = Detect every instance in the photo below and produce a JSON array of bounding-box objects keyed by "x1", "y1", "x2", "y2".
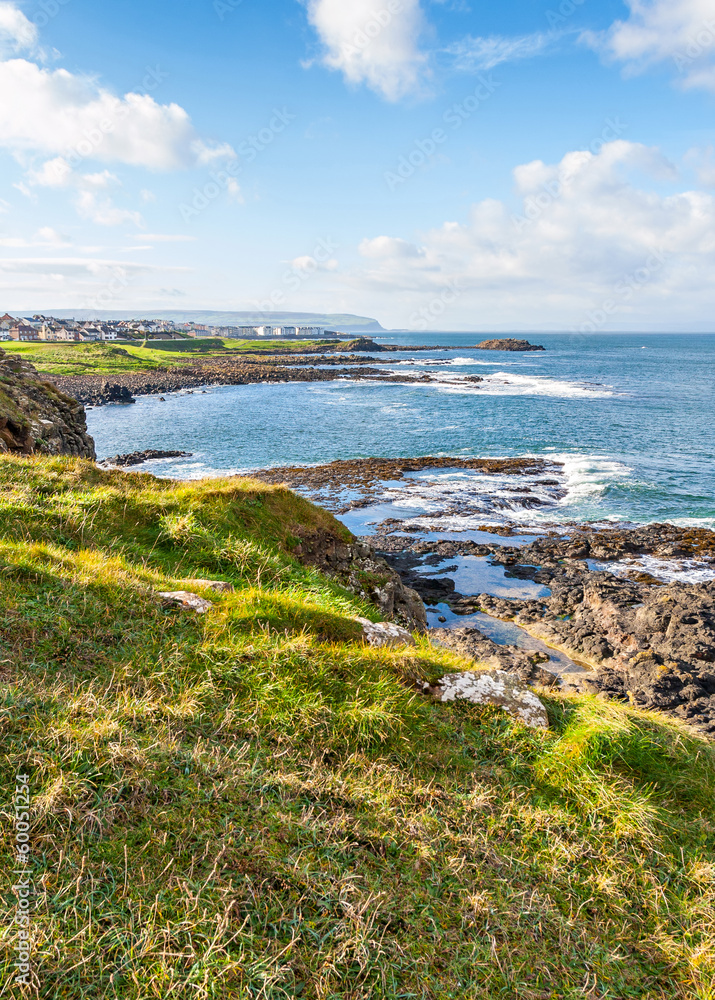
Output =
[
  {"x1": 0, "y1": 455, "x2": 714, "y2": 998},
  {"x1": 2, "y1": 340, "x2": 340, "y2": 377}
]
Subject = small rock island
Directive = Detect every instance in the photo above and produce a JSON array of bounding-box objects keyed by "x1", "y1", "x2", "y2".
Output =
[{"x1": 474, "y1": 338, "x2": 545, "y2": 351}]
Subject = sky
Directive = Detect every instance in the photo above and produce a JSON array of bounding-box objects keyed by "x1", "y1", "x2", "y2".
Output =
[{"x1": 0, "y1": 0, "x2": 714, "y2": 331}]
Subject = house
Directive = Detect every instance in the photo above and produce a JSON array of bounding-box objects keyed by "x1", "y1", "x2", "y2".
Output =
[
  {"x1": 0, "y1": 313, "x2": 17, "y2": 330},
  {"x1": 9, "y1": 324, "x2": 41, "y2": 342}
]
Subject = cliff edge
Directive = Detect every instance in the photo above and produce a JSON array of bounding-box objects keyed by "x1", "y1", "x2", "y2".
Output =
[{"x1": 0, "y1": 347, "x2": 95, "y2": 458}]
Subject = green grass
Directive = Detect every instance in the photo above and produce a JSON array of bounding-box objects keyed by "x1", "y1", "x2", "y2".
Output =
[
  {"x1": 3, "y1": 340, "x2": 339, "y2": 377},
  {"x1": 0, "y1": 455, "x2": 714, "y2": 999}
]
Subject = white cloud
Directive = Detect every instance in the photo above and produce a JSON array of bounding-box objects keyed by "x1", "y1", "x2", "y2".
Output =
[
  {"x1": 0, "y1": 59, "x2": 234, "y2": 167},
  {"x1": 0, "y1": 3, "x2": 233, "y2": 170},
  {"x1": 131, "y1": 233, "x2": 197, "y2": 242},
  {"x1": 0, "y1": 2, "x2": 37, "y2": 55},
  {"x1": 25, "y1": 158, "x2": 143, "y2": 227},
  {"x1": 444, "y1": 31, "x2": 556, "y2": 72},
  {"x1": 359, "y1": 235, "x2": 424, "y2": 258},
  {"x1": 74, "y1": 190, "x2": 143, "y2": 228},
  {"x1": 290, "y1": 254, "x2": 339, "y2": 271},
  {"x1": 305, "y1": 0, "x2": 428, "y2": 100},
  {"x1": 585, "y1": 0, "x2": 715, "y2": 92},
  {"x1": 226, "y1": 178, "x2": 243, "y2": 203},
  {"x1": 0, "y1": 227, "x2": 70, "y2": 248},
  {"x1": 37, "y1": 226, "x2": 69, "y2": 245},
  {"x1": 344, "y1": 141, "x2": 715, "y2": 330}
]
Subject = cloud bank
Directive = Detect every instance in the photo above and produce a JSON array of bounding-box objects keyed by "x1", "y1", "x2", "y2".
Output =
[
  {"x1": 305, "y1": 0, "x2": 428, "y2": 100},
  {"x1": 350, "y1": 141, "x2": 715, "y2": 330},
  {"x1": 585, "y1": 0, "x2": 715, "y2": 92}
]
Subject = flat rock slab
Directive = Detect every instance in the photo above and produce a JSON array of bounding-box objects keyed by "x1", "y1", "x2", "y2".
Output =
[
  {"x1": 435, "y1": 670, "x2": 549, "y2": 729},
  {"x1": 357, "y1": 617, "x2": 416, "y2": 649},
  {"x1": 159, "y1": 591, "x2": 214, "y2": 614}
]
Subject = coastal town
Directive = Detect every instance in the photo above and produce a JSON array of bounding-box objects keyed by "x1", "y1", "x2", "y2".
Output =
[{"x1": 0, "y1": 313, "x2": 332, "y2": 343}]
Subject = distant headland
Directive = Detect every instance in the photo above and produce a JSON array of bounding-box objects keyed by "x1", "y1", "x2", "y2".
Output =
[{"x1": 18, "y1": 309, "x2": 385, "y2": 333}]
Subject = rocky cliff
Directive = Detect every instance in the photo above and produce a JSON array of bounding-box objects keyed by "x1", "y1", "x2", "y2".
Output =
[{"x1": 0, "y1": 348, "x2": 95, "y2": 458}]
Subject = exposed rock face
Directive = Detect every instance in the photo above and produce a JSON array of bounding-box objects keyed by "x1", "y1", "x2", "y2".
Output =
[
  {"x1": 94, "y1": 382, "x2": 136, "y2": 405},
  {"x1": 474, "y1": 339, "x2": 545, "y2": 352},
  {"x1": 0, "y1": 348, "x2": 95, "y2": 458},
  {"x1": 433, "y1": 671, "x2": 549, "y2": 729},
  {"x1": 159, "y1": 591, "x2": 214, "y2": 614},
  {"x1": 292, "y1": 528, "x2": 428, "y2": 632},
  {"x1": 357, "y1": 618, "x2": 416, "y2": 648},
  {"x1": 430, "y1": 626, "x2": 557, "y2": 687},
  {"x1": 377, "y1": 524, "x2": 715, "y2": 736}
]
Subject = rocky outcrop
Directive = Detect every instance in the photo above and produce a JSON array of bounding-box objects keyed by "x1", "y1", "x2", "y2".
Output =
[
  {"x1": 159, "y1": 591, "x2": 214, "y2": 614},
  {"x1": 102, "y1": 449, "x2": 193, "y2": 467},
  {"x1": 377, "y1": 525, "x2": 715, "y2": 736},
  {"x1": 431, "y1": 670, "x2": 549, "y2": 729},
  {"x1": 0, "y1": 348, "x2": 95, "y2": 458},
  {"x1": 430, "y1": 626, "x2": 557, "y2": 686},
  {"x1": 292, "y1": 528, "x2": 428, "y2": 632},
  {"x1": 357, "y1": 618, "x2": 416, "y2": 648},
  {"x1": 474, "y1": 339, "x2": 545, "y2": 352}
]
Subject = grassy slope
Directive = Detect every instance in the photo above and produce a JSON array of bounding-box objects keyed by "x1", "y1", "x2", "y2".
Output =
[
  {"x1": 0, "y1": 456, "x2": 714, "y2": 999},
  {"x1": 2, "y1": 341, "x2": 336, "y2": 377}
]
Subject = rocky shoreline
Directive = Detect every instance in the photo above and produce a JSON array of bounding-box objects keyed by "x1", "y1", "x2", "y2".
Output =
[
  {"x1": 380, "y1": 525, "x2": 715, "y2": 736},
  {"x1": 50, "y1": 354, "x2": 484, "y2": 407},
  {"x1": 45, "y1": 337, "x2": 544, "y2": 407},
  {"x1": 252, "y1": 455, "x2": 561, "y2": 513},
  {"x1": 252, "y1": 455, "x2": 715, "y2": 737}
]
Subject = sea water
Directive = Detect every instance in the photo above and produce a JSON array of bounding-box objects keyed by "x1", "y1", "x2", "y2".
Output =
[{"x1": 87, "y1": 332, "x2": 715, "y2": 529}]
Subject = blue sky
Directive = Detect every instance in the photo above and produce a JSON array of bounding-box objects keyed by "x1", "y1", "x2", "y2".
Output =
[{"x1": 0, "y1": 0, "x2": 714, "y2": 330}]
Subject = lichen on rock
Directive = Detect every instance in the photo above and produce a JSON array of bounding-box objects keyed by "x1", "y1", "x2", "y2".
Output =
[{"x1": 435, "y1": 670, "x2": 549, "y2": 728}]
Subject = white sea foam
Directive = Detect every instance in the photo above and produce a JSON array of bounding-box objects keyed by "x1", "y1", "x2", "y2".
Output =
[
  {"x1": 381, "y1": 369, "x2": 617, "y2": 398},
  {"x1": 554, "y1": 453, "x2": 632, "y2": 501},
  {"x1": 472, "y1": 372, "x2": 615, "y2": 399},
  {"x1": 589, "y1": 555, "x2": 715, "y2": 585}
]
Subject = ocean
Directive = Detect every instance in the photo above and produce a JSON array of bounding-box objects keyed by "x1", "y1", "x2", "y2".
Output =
[{"x1": 87, "y1": 332, "x2": 715, "y2": 530}]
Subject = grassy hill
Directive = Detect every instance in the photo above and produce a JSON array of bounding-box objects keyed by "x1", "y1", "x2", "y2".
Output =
[
  {"x1": 1, "y1": 340, "x2": 340, "y2": 377},
  {"x1": 0, "y1": 456, "x2": 714, "y2": 999}
]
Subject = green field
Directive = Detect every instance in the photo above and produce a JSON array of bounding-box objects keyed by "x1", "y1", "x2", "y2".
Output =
[
  {"x1": 0, "y1": 455, "x2": 713, "y2": 998},
  {"x1": 2, "y1": 339, "x2": 340, "y2": 377}
]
